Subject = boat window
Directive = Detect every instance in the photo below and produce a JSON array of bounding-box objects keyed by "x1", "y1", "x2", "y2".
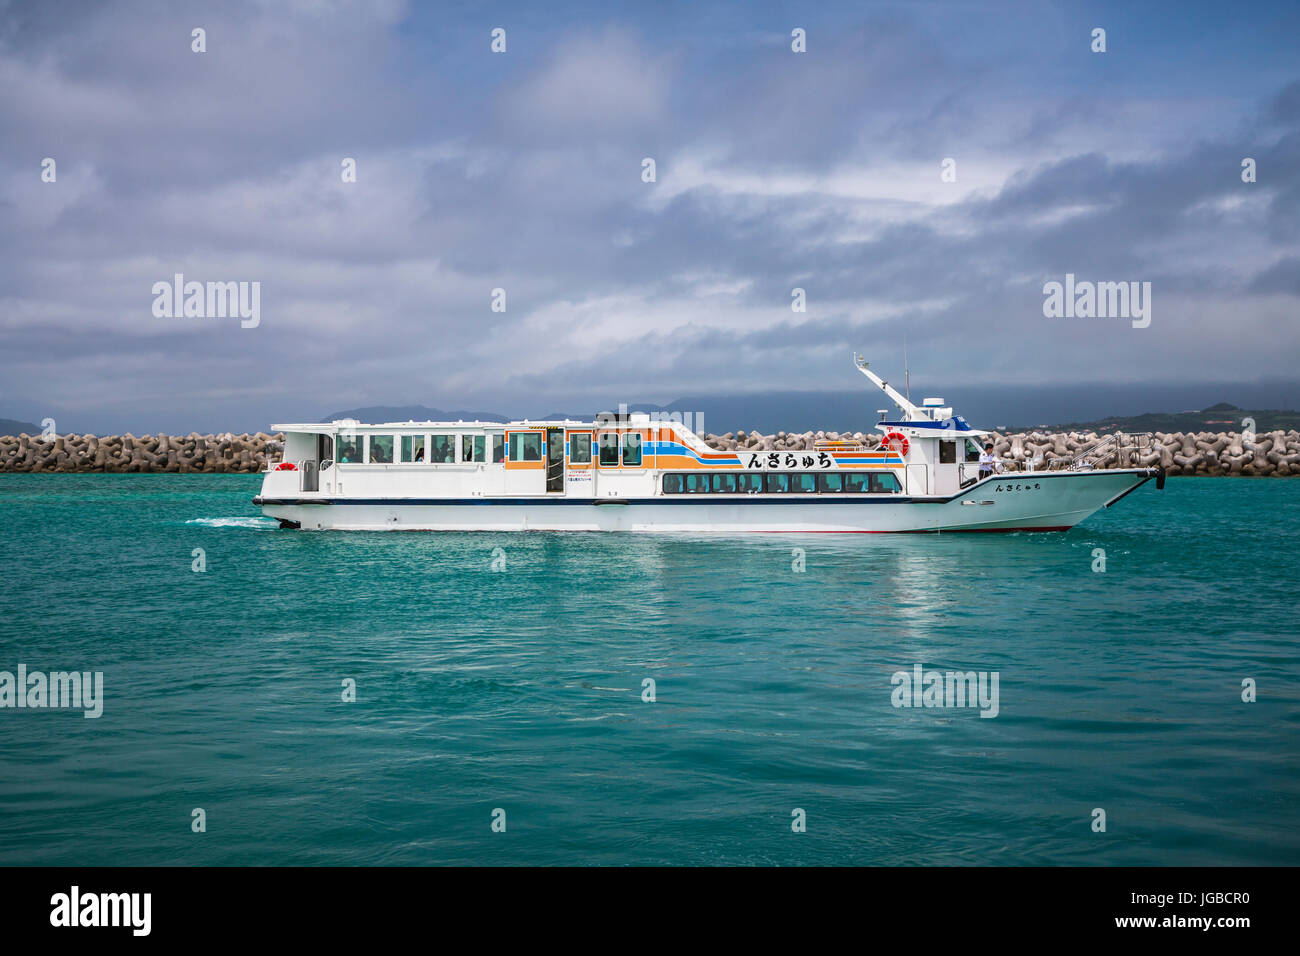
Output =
[
  {"x1": 711, "y1": 473, "x2": 738, "y2": 493},
  {"x1": 663, "y1": 471, "x2": 885, "y2": 495},
  {"x1": 818, "y1": 473, "x2": 844, "y2": 493},
  {"x1": 509, "y1": 432, "x2": 542, "y2": 462},
  {"x1": 369, "y1": 435, "x2": 394, "y2": 464},
  {"x1": 569, "y1": 433, "x2": 592, "y2": 464},
  {"x1": 598, "y1": 432, "x2": 620, "y2": 466},
  {"x1": 870, "y1": 473, "x2": 902, "y2": 494},
  {"x1": 462, "y1": 434, "x2": 486, "y2": 463},
  {"x1": 622, "y1": 432, "x2": 642, "y2": 466},
  {"x1": 940, "y1": 440, "x2": 957, "y2": 464},
  {"x1": 843, "y1": 472, "x2": 871, "y2": 493},
  {"x1": 337, "y1": 436, "x2": 364, "y2": 464},
  {"x1": 401, "y1": 435, "x2": 425, "y2": 463},
  {"x1": 491, "y1": 434, "x2": 505, "y2": 463},
  {"x1": 430, "y1": 434, "x2": 456, "y2": 463},
  {"x1": 965, "y1": 439, "x2": 982, "y2": 463}
]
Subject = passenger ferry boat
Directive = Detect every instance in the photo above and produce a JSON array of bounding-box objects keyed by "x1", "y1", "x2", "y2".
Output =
[{"x1": 254, "y1": 355, "x2": 1163, "y2": 533}]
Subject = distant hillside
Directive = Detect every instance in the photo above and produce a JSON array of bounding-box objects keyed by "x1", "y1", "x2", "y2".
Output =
[
  {"x1": 1028, "y1": 402, "x2": 1300, "y2": 434},
  {"x1": 0, "y1": 417, "x2": 40, "y2": 436}
]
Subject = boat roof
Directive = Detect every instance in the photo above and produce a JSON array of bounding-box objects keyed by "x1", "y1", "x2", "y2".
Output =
[
  {"x1": 876, "y1": 417, "x2": 991, "y2": 437},
  {"x1": 272, "y1": 418, "x2": 638, "y2": 432}
]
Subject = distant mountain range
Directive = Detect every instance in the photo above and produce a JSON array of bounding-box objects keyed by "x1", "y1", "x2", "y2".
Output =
[
  {"x1": 0, "y1": 418, "x2": 40, "y2": 436},
  {"x1": 6, "y1": 380, "x2": 1297, "y2": 436},
  {"x1": 1045, "y1": 402, "x2": 1299, "y2": 434}
]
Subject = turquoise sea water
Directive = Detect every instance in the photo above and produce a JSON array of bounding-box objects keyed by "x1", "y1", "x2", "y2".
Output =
[{"x1": 0, "y1": 474, "x2": 1296, "y2": 866}]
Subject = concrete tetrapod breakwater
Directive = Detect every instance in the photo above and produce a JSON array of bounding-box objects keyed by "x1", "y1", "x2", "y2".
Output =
[
  {"x1": 0, "y1": 433, "x2": 285, "y2": 473},
  {"x1": 699, "y1": 429, "x2": 1300, "y2": 477},
  {"x1": 1, "y1": 429, "x2": 1298, "y2": 476}
]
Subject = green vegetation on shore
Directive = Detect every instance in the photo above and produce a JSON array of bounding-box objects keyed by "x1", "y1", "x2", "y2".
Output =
[{"x1": 1018, "y1": 403, "x2": 1300, "y2": 434}]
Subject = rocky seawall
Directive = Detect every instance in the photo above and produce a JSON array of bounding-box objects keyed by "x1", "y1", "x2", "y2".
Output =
[
  {"x1": 1, "y1": 429, "x2": 1298, "y2": 476},
  {"x1": 0, "y1": 433, "x2": 284, "y2": 473}
]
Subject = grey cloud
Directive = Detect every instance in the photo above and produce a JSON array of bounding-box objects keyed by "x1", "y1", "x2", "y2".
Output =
[
  {"x1": 1248, "y1": 256, "x2": 1300, "y2": 295},
  {"x1": 0, "y1": 2, "x2": 1297, "y2": 434}
]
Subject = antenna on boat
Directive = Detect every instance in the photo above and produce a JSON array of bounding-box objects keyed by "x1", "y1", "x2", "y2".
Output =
[
  {"x1": 853, "y1": 351, "x2": 921, "y2": 421},
  {"x1": 904, "y1": 336, "x2": 910, "y2": 403}
]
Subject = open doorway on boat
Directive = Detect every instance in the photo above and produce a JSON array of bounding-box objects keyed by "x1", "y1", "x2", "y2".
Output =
[
  {"x1": 301, "y1": 433, "x2": 331, "y2": 492},
  {"x1": 545, "y1": 427, "x2": 565, "y2": 492}
]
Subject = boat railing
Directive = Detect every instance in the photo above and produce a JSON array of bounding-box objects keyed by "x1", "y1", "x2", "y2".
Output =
[
  {"x1": 957, "y1": 433, "x2": 1155, "y2": 479},
  {"x1": 1068, "y1": 432, "x2": 1155, "y2": 470},
  {"x1": 814, "y1": 439, "x2": 867, "y2": 452},
  {"x1": 979, "y1": 432, "x2": 1156, "y2": 473}
]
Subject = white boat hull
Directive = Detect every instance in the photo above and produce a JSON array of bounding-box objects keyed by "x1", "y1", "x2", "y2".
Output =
[{"x1": 256, "y1": 468, "x2": 1158, "y2": 533}]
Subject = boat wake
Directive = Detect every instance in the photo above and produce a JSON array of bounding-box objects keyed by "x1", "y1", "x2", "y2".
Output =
[{"x1": 185, "y1": 516, "x2": 279, "y2": 529}]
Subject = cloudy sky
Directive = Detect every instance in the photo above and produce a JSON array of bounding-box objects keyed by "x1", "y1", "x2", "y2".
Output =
[{"x1": 2, "y1": 0, "x2": 1297, "y2": 433}]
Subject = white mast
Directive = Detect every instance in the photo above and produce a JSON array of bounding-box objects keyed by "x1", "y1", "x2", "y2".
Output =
[{"x1": 904, "y1": 336, "x2": 910, "y2": 404}]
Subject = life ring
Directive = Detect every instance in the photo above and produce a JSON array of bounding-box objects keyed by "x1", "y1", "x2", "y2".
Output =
[
  {"x1": 883, "y1": 431, "x2": 909, "y2": 456},
  {"x1": 274, "y1": 461, "x2": 298, "y2": 471}
]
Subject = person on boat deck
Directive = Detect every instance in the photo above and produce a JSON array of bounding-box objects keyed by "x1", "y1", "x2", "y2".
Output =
[{"x1": 978, "y1": 442, "x2": 1003, "y2": 479}]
